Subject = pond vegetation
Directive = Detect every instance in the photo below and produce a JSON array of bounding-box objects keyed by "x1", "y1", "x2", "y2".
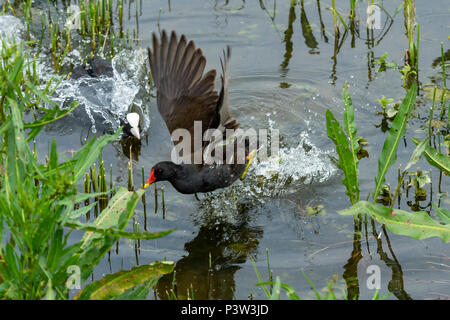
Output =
[{"x1": 0, "y1": 0, "x2": 448, "y2": 300}]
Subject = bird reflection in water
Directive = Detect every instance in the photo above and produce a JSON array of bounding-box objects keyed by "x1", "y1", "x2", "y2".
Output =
[
  {"x1": 155, "y1": 221, "x2": 263, "y2": 300},
  {"x1": 120, "y1": 136, "x2": 143, "y2": 161}
]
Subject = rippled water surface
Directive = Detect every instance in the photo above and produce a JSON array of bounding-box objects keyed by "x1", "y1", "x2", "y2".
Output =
[{"x1": 6, "y1": 0, "x2": 450, "y2": 299}]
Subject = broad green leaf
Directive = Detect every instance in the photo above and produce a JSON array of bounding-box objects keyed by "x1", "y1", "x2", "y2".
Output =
[
  {"x1": 339, "y1": 201, "x2": 450, "y2": 243},
  {"x1": 342, "y1": 85, "x2": 360, "y2": 201},
  {"x1": 74, "y1": 261, "x2": 174, "y2": 300},
  {"x1": 8, "y1": 97, "x2": 27, "y2": 160},
  {"x1": 326, "y1": 110, "x2": 359, "y2": 204},
  {"x1": 78, "y1": 187, "x2": 142, "y2": 244},
  {"x1": 73, "y1": 187, "x2": 143, "y2": 281},
  {"x1": 112, "y1": 278, "x2": 160, "y2": 300},
  {"x1": 432, "y1": 203, "x2": 450, "y2": 224},
  {"x1": 70, "y1": 187, "x2": 171, "y2": 283},
  {"x1": 80, "y1": 187, "x2": 145, "y2": 245},
  {"x1": 60, "y1": 191, "x2": 109, "y2": 207},
  {"x1": 6, "y1": 53, "x2": 24, "y2": 96},
  {"x1": 65, "y1": 202, "x2": 97, "y2": 220},
  {"x1": 65, "y1": 221, "x2": 175, "y2": 240},
  {"x1": 411, "y1": 137, "x2": 449, "y2": 175},
  {"x1": 7, "y1": 98, "x2": 27, "y2": 187},
  {"x1": 374, "y1": 83, "x2": 417, "y2": 200},
  {"x1": 404, "y1": 137, "x2": 427, "y2": 171}
]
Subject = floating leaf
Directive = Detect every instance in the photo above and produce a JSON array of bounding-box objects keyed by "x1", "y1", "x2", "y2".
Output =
[{"x1": 424, "y1": 86, "x2": 449, "y2": 103}]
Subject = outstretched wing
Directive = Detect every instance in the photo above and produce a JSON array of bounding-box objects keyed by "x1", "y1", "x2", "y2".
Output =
[
  {"x1": 148, "y1": 30, "x2": 241, "y2": 163},
  {"x1": 148, "y1": 30, "x2": 219, "y2": 139}
]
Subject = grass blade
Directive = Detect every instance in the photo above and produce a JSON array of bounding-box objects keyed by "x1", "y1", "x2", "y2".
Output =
[
  {"x1": 373, "y1": 83, "x2": 417, "y2": 201},
  {"x1": 411, "y1": 137, "x2": 449, "y2": 175},
  {"x1": 342, "y1": 85, "x2": 360, "y2": 201},
  {"x1": 326, "y1": 110, "x2": 359, "y2": 204},
  {"x1": 72, "y1": 129, "x2": 121, "y2": 182}
]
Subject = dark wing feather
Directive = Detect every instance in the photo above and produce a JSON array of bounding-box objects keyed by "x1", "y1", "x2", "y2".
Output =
[
  {"x1": 148, "y1": 30, "x2": 243, "y2": 164},
  {"x1": 215, "y1": 46, "x2": 240, "y2": 131},
  {"x1": 148, "y1": 30, "x2": 218, "y2": 139}
]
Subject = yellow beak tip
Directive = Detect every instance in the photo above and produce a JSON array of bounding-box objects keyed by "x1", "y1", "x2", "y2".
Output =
[{"x1": 143, "y1": 183, "x2": 150, "y2": 189}]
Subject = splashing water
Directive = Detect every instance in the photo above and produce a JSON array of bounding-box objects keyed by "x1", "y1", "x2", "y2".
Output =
[
  {"x1": 196, "y1": 131, "x2": 337, "y2": 225},
  {"x1": 0, "y1": 15, "x2": 24, "y2": 48},
  {"x1": 252, "y1": 131, "x2": 336, "y2": 189},
  {"x1": 50, "y1": 48, "x2": 150, "y2": 134},
  {"x1": 0, "y1": 12, "x2": 150, "y2": 137}
]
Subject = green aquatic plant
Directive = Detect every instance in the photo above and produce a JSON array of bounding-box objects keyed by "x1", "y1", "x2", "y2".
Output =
[
  {"x1": 327, "y1": 82, "x2": 450, "y2": 243},
  {"x1": 339, "y1": 201, "x2": 450, "y2": 242},
  {"x1": 2, "y1": 0, "x2": 137, "y2": 72},
  {"x1": 375, "y1": 95, "x2": 397, "y2": 119},
  {"x1": 375, "y1": 52, "x2": 398, "y2": 72},
  {"x1": 330, "y1": 0, "x2": 348, "y2": 34},
  {"x1": 373, "y1": 84, "x2": 417, "y2": 201},
  {"x1": 402, "y1": 0, "x2": 420, "y2": 88},
  {"x1": 325, "y1": 84, "x2": 360, "y2": 205},
  {"x1": 252, "y1": 256, "x2": 390, "y2": 300},
  {"x1": 411, "y1": 138, "x2": 450, "y2": 175},
  {"x1": 0, "y1": 41, "x2": 172, "y2": 300}
]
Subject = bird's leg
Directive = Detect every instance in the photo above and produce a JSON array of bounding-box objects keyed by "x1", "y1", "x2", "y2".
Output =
[{"x1": 194, "y1": 193, "x2": 201, "y2": 201}]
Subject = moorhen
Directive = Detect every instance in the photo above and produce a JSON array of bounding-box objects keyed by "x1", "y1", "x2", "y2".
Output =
[{"x1": 144, "y1": 30, "x2": 256, "y2": 194}]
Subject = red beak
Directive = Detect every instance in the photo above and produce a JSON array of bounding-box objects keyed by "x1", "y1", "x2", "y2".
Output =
[{"x1": 144, "y1": 169, "x2": 155, "y2": 188}]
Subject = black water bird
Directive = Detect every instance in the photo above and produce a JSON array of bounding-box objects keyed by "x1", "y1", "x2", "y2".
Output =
[{"x1": 144, "y1": 30, "x2": 256, "y2": 194}]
